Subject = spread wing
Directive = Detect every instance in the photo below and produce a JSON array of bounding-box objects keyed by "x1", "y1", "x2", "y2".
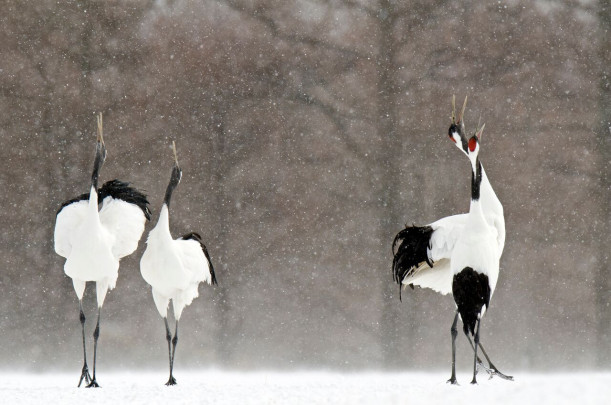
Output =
[
  {"x1": 393, "y1": 214, "x2": 467, "y2": 296},
  {"x1": 99, "y1": 196, "x2": 148, "y2": 259},
  {"x1": 428, "y1": 214, "x2": 467, "y2": 262},
  {"x1": 98, "y1": 180, "x2": 150, "y2": 259}
]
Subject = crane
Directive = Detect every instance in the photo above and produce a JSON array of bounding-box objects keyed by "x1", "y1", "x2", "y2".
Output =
[
  {"x1": 55, "y1": 113, "x2": 151, "y2": 387},
  {"x1": 140, "y1": 141, "x2": 217, "y2": 385},
  {"x1": 448, "y1": 125, "x2": 501, "y2": 384},
  {"x1": 392, "y1": 98, "x2": 511, "y2": 381}
]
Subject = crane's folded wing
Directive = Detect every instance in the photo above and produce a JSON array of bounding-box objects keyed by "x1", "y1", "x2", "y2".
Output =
[{"x1": 54, "y1": 199, "x2": 89, "y2": 258}]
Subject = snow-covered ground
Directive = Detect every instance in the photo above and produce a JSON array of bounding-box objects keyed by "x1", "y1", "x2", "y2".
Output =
[{"x1": 1, "y1": 370, "x2": 609, "y2": 404}]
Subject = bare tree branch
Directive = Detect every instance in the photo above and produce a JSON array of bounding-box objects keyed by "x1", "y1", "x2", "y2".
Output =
[{"x1": 215, "y1": 0, "x2": 369, "y2": 59}]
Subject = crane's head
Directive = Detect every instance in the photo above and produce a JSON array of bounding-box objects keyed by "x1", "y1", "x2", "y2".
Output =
[
  {"x1": 466, "y1": 124, "x2": 485, "y2": 168},
  {"x1": 448, "y1": 95, "x2": 469, "y2": 155}
]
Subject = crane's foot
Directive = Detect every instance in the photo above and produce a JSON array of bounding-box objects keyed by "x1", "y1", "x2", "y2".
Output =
[
  {"x1": 165, "y1": 375, "x2": 177, "y2": 386},
  {"x1": 475, "y1": 361, "x2": 514, "y2": 381},
  {"x1": 77, "y1": 364, "x2": 92, "y2": 387},
  {"x1": 446, "y1": 376, "x2": 459, "y2": 385},
  {"x1": 477, "y1": 360, "x2": 493, "y2": 377},
  {"x1": 86, "y1": 379, "x2": 101, "y2": 388},
  {"x1": 489, "y1": 367, "x2": 514, "y2": 381}
]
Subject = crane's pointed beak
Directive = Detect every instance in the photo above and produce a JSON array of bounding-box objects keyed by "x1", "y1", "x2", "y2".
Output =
[
  {"x1": 457, "y1": 96, "x2": 467, "y2": 125},
  {"x1": 172, "y1": 141, "x2": 179, "y2": 168},
  {"x1": 476, "y1": 123, "x2": 485, "y2": 140},
  {"x1": 451, "y1": 95, "x2": 456, "y2": 124},
  {"x1": 96, "y1": 112, "x2": 105, "y2": 145}
]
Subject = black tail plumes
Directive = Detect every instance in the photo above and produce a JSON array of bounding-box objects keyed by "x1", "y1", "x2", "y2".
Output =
[
  {"x1": 392, "y1": 225, "x2": 434, "y2": 300},
  {"x1": 452, "y1": 267, "x2": 491, "y2": 336}
]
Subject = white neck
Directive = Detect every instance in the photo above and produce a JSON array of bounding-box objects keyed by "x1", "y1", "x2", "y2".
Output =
[
  {"x1": 155, "y1": 204, "x2": 172, "y2": 237},
  {"x1": 88, "y1": 185, "x2": 99, "y2": 216}
]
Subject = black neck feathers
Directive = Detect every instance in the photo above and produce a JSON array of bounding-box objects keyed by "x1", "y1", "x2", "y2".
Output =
[
  {"x1": 91, "y1": 143, "x2": 106, "y2": 190},
  {"x1": 471, "y1": 159, "x2": 482, "y2": 201},
  {"x1": 164, "y1": 165, "x2": 182, "y2": 207}
]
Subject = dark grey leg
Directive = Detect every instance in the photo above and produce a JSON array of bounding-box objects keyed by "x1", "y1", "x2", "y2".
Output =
[
  {"x1": 447, "y1": 312, "x2": 459, "y2": 385},
  {"x1": 77, "y1": 300, "x2": 92, "y2": 387},
  {"x1": 464, "y1": 334, "x2": 492, "y2": 376},
  {"x1": 164, "y1": 318, "x2": 177, "y2": 386},
  {"x1": 470, "y1": 318, "x2": 481, "y2": 385},
  {"x1": 87, "y1": 308, "x2": 101, "y2": 388},
  {"x1": 166, "y1": 320, "x2": 178, "y2": 386}
]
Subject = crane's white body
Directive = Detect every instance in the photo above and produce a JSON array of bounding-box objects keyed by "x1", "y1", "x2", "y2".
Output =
[
  {"x1": 140, "y1": 204, "x2": 214, "y2": 320},
  {"x1": 401, "y1": 167, "x2": 504, "y2": 295},
  {"x1": 55, "y1": 186, "x2": 148, "y2": 306},
  {"x1": 451, "y1": 197, "x2": 500, "y2": 307}
]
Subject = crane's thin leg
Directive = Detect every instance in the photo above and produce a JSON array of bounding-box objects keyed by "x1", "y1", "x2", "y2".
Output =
[
  {"x1": 77, "y1": 300, "x2": 92, "y2": 387},
  {"x1": 166, "y1": 320, "x2": 179, "y2": 386},
  {"x1": 470, "y1": 318, "x2": 482, "y2": 385},
  {"x1": 164, "y1": 318, "x2": 177, "y2": 385},
  {"x1": 463, "y1": 334, "x2": 492, "y2": 376},
  {"x1": 447, "y1": 312, "x2": 459, "y2": 385},
  {"x1": 87, "y1": 307, "x2": 101, "y2": 388}
]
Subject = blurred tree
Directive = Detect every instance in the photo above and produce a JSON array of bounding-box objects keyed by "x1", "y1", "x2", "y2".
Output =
[{"x1": 596, "y1": 0, "x2": 611, "y2": 367}]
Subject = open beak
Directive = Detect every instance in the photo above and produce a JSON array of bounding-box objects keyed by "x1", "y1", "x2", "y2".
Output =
[{"x1": 96, "y1": 112, "x2": 105, "y2": 145}]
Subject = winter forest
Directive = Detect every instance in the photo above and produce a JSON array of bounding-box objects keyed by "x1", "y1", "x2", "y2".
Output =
[{"x1": 0, "y1": 0, "x2": 609, "y2": 379}]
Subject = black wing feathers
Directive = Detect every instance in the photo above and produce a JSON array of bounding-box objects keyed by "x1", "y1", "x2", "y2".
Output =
[
  {"x1": 57, "y1": 179, "x2": 151, "y2": 220},
  {"x1": 182, "y1": 232, "x2": 218, "y2": 285},
  {"x1": 99, "y1": 179, "x2": 152, "y2": 220}
]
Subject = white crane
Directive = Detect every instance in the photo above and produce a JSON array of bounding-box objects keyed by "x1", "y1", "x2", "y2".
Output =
[
  {"x1": 448, "y1": 125, "x2": 501, "y2": 385},
  {"x1": 140, "y1": 141, "x2": 217, "y2": 386},
  {"x1": 392, "y1": 97, "x2": 511, "y2": 381},
  {"x1": 54, "y1": 113, "x2": 151, "y2": 387}
]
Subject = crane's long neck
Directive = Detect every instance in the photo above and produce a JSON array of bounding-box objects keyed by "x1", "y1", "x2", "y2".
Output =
[
  {"x1": 164, "y1": 166, "x2": 181, "y2": 208},
  {"x1": 471, "y1": 158, "x2": 482, "y2": 202},
  {"x1": 91, "y1": 145, "x2": 105, "y2": 190},
  {"x1": 478, "y1": 165, "x2": 501, "y2": 210},
  {"x1": 88, "y1": 185, "x2": 100, "y2": 219},
  {"x1": 469, "y1": 158, "x2": 486, "y2": 220},
  {"x1": 157, "y1": 204, "x2": 171, "y2": 235}
]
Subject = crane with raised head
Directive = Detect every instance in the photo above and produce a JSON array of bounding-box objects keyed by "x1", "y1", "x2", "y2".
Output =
[
  {"x1": 448, "y1": 124, "x2": 501, "y2": 384},
  {"x1": 55, "y1": 113, "x2": 151, "y2": 387},
  {"x1": 392, "y1": 97, "x2": 511, "y2": 381},
  {"x1": 140, "y1": 141, "x2": 217, "y2": 386}
]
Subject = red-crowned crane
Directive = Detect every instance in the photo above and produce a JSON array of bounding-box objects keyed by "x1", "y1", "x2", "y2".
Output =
[
  {"x1": 392, "y1": 97, "x2": 511, "y2": 381},
  {"x1": 449, "y1": 125, "x2": 501, "y2": 385},
  {"x1": 140, "y1": 141, "x2": 217, "y2": 386},
  {"x1": 54, "y1": 114, "x2": 151, "y2": 387}
]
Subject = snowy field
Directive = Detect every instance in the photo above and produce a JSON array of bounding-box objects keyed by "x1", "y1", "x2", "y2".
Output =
[{"x1": 1, "y1": 370, "x2": 610, "y2": 405}]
